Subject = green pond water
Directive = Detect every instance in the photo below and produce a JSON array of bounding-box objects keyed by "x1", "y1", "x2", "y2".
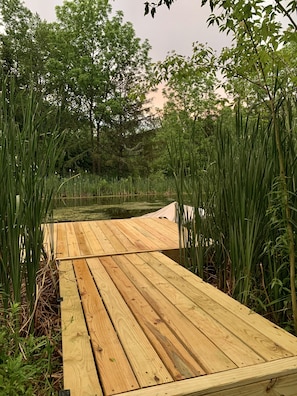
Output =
[{"x1": 53, "y1": 195, "x2": 175, "y2": 222}]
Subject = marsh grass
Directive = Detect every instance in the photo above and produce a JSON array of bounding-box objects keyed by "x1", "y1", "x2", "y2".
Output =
[
  {"x1": 52, "y1": 172, "x2": 175, "y2": 198},
  {"x1": 0, "y1": 80, "x2": 63, "y2": 323},
  {"x1": 171, "y1": 110, "x2": 297, "y2": 330},
  {"x1": 0, "y1": 79, "x2": 63, "y2": 394}
]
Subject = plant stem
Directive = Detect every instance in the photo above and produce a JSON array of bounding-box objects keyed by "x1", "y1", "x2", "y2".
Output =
[{"x1": 271, "y1": 102, "x2": 297, "y2": 333}]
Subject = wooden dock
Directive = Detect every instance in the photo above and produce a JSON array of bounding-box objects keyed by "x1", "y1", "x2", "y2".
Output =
[{"x1": 45, "y1": 218, "x2": 297, "y2": 396}]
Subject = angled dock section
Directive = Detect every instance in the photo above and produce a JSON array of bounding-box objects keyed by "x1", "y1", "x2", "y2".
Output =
[{"x1": 46, "y1": 218, "x2": 297, "y2": 396}]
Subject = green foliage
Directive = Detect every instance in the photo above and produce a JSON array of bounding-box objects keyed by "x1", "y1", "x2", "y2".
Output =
[
  {"x1": 0, "y1": 79, "x2": 63, "y2": 318},
  {"x1": 153, "y1": 43, "x2": 219, "y2": 175},
  {"x1": 171, "y1": 106, "x2": 297, "y2": 328},
  {"x1": 0, "y1": 0, "x2": 154, "y2": 178},
  {"x1": 165, "y1": 0, "x2": 297, "y2": 333},
  {"x1": 0, "y1": 304, "x2": 57, "y2": 395},
  {"x1": 52, "y1": 173, "x2": 175, "y2": 198},
  {"x1": 50, "y1": 0, "x2": 153, "y2": 174}
]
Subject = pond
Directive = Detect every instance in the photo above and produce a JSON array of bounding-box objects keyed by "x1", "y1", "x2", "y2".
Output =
[{"x1": 52, "y1": 195, "x2": 176, "y2": 222}]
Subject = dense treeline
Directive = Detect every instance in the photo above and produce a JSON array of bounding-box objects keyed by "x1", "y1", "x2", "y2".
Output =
[{"x1": 0, "y1": 0, "x2": 159, "y2": 177}]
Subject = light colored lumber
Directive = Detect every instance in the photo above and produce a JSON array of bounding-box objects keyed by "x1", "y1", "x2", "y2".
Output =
[
  {"x1": 56, "y1": 222, "x2": 69, "y2": 258},
  {"x1": 113, "y1": 356, "x2": 297, "y2": 396},
  {"x1": 137, "y1": 252, "x2": 265, "y2": 367},
  {"x1": 103, "y1": 220, "x2": 136, "y2": 252},
  {"x1": 91, "y1": 221, "x2": 116, "y2": 253},
  {"x1": 53, "y1": 218, "x2": 180, "y2": 259},
  {"x1": 72, "y1": 222, "x2": 93, "y2": 256},
  {"x1": 65, "y1": 222, "x2": 81, "y2": 257},
  {"x1": 56, "y1": 248, "x2": 162, "y2": 262},
  {"x1": 98, "y1": 255, "x2": 206, "y2": 380},
  {"x1": 133, "y1": 217, "x2": 179, "y2": 245},
  {"x1": 116, "y1": 220, "x2": 155, "y2": 250},
  {"x1": 87, "y1": 257, "x2": 173, "y2": 387},
  {"x1": 42, "y1": 223, "x2": 54, "y2": 258},
  {"x1": 114, "y1": 254, "x2": 237, "y2": 374},
  {"x1": 73, "y1": 258, "x2": 139, "y2": 395},
  {"x1": 153, "y1": 251, "x2": 297, "y2": 356},
  {"x1": 126, "y1": 219, "x2": 170, "y2": 249},
  {"x1": 205, "y1": 372, "x2": 297, "y2": 396},
  {"x1": 100, "y1": 220, "x2": 127, "y2": 252},
  {"x1": 59, "y1": 260, "x2": 103, "y2": 396},
  {"x1": 78, "y1": 221, "x2": 105, "y2": 255}
]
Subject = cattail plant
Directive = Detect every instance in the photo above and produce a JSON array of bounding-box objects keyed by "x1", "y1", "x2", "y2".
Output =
[
  {"x1": 0, "y1": 79, "x2": 63, "y2": 329},
  {"x1": 170, "y1": 103, "x2": 297, "y2": 331}
]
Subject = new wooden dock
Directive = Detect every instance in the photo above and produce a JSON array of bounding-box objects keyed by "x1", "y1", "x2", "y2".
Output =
[{"x1": 44, "y1": 218, "x2": 297, "y2": 396}]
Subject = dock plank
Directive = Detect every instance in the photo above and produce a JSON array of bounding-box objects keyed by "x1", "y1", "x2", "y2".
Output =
[
  {"x1": 87, "y1": 257, "x2": 173, "y2": 388},
  {"x1": 90, "y1": 221, "x2": 117, "y2": 254},
  {"x1": 114, "y1": 356, "x2": 297, "y2": 396},
  {"x1": 154, "y1": 251, "x2": 297, "y2": 356},
  {"x1": 73, "y1": 259, "x2": 139, "y2": 395},
  {"x1": 59, "y1": 260, "x2": 103, "y2": 396},
  {"x1": 79, "y1": 221, "x2": 105, "y2": 255},
  {"x1": 55, "y1": 222, "x2": 69, "y2": 258},
  {"x1": 133, "y1": 217, "x2": 179, "y2": 245},
  {"x1": 102, "y1": 220, "x2": 136, "y2": 252},
  {"x1": 115, "y1": 220, "x2": 155, "y2": 251},
  {"x1": 98, "y1": 255, "x2": 206, "y2": 380},
  {"x1": 113, "y1": 254, "x2": 237, "y2": 374},
  {"x1": 135, "y1": 251, "x2": 266, "y2": 367},
  {"x1": 72, "y1": 222, "x2": 93, "y2": 256},
  {"x1": 65, "y1": 222, "x2": 81, "y2": 257}
]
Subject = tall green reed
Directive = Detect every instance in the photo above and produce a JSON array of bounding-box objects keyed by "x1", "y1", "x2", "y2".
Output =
[
  {"x1": 0, "y1": 80, "x2": 63, "y2": 324},
  {"x1": 170, "y1": 107, "x2": 297, "y2": 330},
  {"x1": 53, "y1": 173, "x2": 175, "y2": 198}
]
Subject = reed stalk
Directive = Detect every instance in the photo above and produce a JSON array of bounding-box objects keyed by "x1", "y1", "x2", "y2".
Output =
[
  {"x1": 170, "y1": 104, "x2": 297, "y2": 330},
  {"x1": 0, "y1": 79, "x2": 63, "y2": 328}
]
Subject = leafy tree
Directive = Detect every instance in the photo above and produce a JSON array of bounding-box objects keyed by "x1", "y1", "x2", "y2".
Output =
[
  {"x1": 0, "y1": 0, "x2": 49, "y2": 91},
  {"x1": 47, "y1": 0, "x2": 152, "y2": 174},
  {"x1": 154, "y1": 43, "x2": 219, "y2": 174}
]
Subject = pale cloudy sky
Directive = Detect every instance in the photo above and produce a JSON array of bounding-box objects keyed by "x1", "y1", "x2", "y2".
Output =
[{"x1": 23, "y1": 0, "x2": 231, "y2": 61}]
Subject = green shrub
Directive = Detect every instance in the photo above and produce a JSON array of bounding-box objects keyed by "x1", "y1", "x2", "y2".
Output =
[{"x1": 0, "y1": 304, "x2": 57, "y2": 396}]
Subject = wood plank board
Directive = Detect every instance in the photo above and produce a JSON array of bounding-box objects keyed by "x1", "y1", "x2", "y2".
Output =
[
  {"x1": 113, "y1": 254, "x2": 237, "y2": 374},
  {"x1": 87, "y1": 257, "x2": 173, "y2": 387},
  {"x1": 78, "y1": 221, "x2": 105, "y2": 255},
  {"x1": 89, "y1": 220, "x2": 116, "y2": 254},
  {"x1": 65, "y1": 222, "x2": 82, "y2": 257},
  {"x1": 114, "y1": 356, "x2": 297, "y2": 396},
  {"x1": 97, "y1": 255, "x2": 206, "y2": 380},
  {"x1": 73, "y1": 258, "x2": 139, "y2": 395},
  {"x1": 151, "y1": 251, "x2": 297, "y2": 356},
  {"x1": 55, "y1": 222, "x2": 69, "y2": 258},
  {"x1": 133, "y1": 217, "x2": 179, "y2": 245},
  {"x1": 51, "y1": 218, "x2": 180, "y2": 259},
  {"x1": 59, "y1": 260, "x2": 103, "y2": 396},
  {"x1": 139, "y1": 252, "x2": 292, "y2": 361},
  {"x1": 128, "y1": 252, "x2": 265, "y2": 367}
]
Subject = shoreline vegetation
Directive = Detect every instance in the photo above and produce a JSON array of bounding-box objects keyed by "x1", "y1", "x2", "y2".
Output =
[{"x1": 52, "y1": 174, "x2": 176, "y2": 199}]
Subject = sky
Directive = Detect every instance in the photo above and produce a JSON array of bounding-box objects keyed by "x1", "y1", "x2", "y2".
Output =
[
  {"x1": 23, "y1": 0, "x2": 231, "y2": 61},
  {"x1": 23, "y1": 0, "x2": 232, "y2": 108}
]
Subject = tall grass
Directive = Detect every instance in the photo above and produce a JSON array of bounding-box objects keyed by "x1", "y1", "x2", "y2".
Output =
[
  {"x1": 51, "y1": 172, "x2": 175, "y2": 198},
  {"x1": 0, "y1": 80, "x2": 63, "y2": 323},
  {"x1": 171, "y1": 108, "x2": 297, "y2": 330}
]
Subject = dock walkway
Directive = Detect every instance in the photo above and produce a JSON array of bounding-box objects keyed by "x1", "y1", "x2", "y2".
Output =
[{"x1": 45, "y1": 218, "x2": 297, "y2": 396}]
